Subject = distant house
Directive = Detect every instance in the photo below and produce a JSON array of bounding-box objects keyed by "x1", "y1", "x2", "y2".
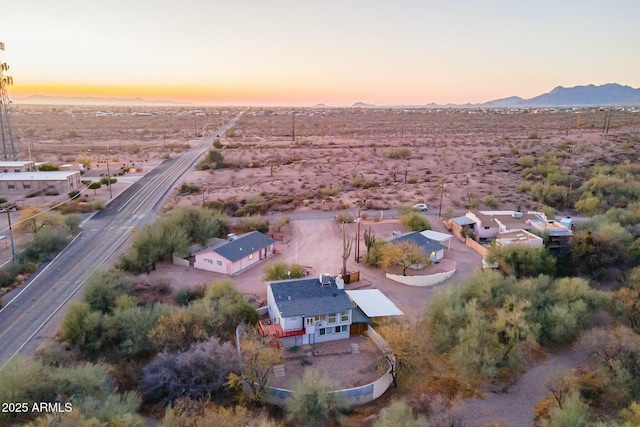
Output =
[
  {"x1": 0, "y1": 171, "x2": 81, "y2": 196},
  {"x1": 262, "y1": 274, "x2": 362, "y2": 347},
  {"x1": 193, "y1": 231, "x2": 275, "y2": 276},
  {"x1": 388, "y1": 231, "x2": 446, "y2": 265},
  {"x1": 495, "y1": 229, "x2": 543, "y2": 248},
  {"x1": 449, "y1": 210, "x2": 572, "y2": 243},
  {"x1": 0, "y1": 161, "x2": 38, "y2": 173}
]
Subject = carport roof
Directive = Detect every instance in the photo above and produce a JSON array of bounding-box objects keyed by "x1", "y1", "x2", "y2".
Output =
[
  {"x1": 451, "y1": 216, "x2": 476, "y2": 226},
  {"x1": 346, "y1": 289, "x2": 404, "y2": 317}
]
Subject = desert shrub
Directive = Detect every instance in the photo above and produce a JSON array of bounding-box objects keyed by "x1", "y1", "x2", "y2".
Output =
[
  {"x1": 20, "y1": 228, "x2": 69, "y2": 262},
  {"x1": 483, "y1": 194, "x2": 499, "y2": 209},
  {"x1": 140, "y1": 337, "x2": 240, "y2": 405},
  {"x1": 64, "y1": 214, "x2": 83, "y2": 233},
  {"x1": 0, "y1": 356, "x2": 115, "y2": 424},
  {"x1": 178, "y1": 182, "x2": 201, "y2": 194},
  {"x1": 68, "y1": 190, "x2": 80, "y2": 199},
  {"x1": 517, "y1": 156, "x2": 535, "y2": 168},
  {"x1": 489, "y1": 245, "x2": 556, "y2": 278},
  {"x1": 99, "y1": 176, "x2": 117, "y2": 185},
  {"x1": 400, "y1": 211, "x2": 432, "y2": 232},
  {"x1": 162, "y1": 398, "x2": 255, "y2": 427},
  {"x1": 38, "y1": 163, "x2": 60, "y2": 171},
  {"x1": 540, "y1": 393, "x2": 589, "y2": 427},
  {"x1": 263, "y1": 262, "x2": 305, "y2": 281},
  {"x1": 150, "y1": 280, "x2": 258, "y2": 350},
  {"x1": 91, "y1": 200, "x2": 106, "y2": 210},
  {"x1": 571, "y1": 220, "x2": 636, "y2": 281},
  {"x1": 373, "y1": 400, "x2": 430, "y2": 427},
  {"x1": 174, "y1": 287, "x2": 200, "y2": 306},
  {"x1": 83, "y1": 269, "x2": 133, "y2": 313},
  {"x1": 386, "y1": 147, "x2": 411, "y2": 159},
  {"x1": 236, "y1": 215, "x2": 269, "y2": 233},
  {"x1": 285, "y1": 370, "x2": 346, "y2": 427},
  {"x1": 197, "y1": 149, "x2": 226, "y2": 170},
  {"x1": 424, "y1": 271, "x2": 606, "y2": 378}
]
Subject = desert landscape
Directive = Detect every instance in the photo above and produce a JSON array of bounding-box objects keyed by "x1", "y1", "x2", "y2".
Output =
[
  {"x1": 9, "y1": 104, "x2": 640, "y2": 218},
  {"x1": 2, "y1": 104, "x2": 640, "y2": 427}
]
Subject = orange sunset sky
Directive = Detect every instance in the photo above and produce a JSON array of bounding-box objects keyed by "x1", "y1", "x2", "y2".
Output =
[{"x1": 3, "y1": 1, "x2": 640, "y2": 106}]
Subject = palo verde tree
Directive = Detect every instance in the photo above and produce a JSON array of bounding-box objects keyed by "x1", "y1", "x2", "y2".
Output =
[
  {"x1": 227, "y1": 326, "x2": 283, "y2": 405},
  {"x1": 379, "y1": 241, "x2": 429, "y2": 276}
]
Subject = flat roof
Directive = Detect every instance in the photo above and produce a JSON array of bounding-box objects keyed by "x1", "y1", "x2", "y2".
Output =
[
  {"x1": 451, "y1": 216, "x2": 475, "y2": 226},
  {"x1": 0, "y1": 161, "x2": 35, "y2": 166},
  {"x1": 0, "y1": 171, "x2": 80, "y2": 181},
  {"x1": 420, "y1": 230, "x2": 453, "y2": 242},
  {"x1": 346, "y1": 289, "x2": 404, "y2": 317}
]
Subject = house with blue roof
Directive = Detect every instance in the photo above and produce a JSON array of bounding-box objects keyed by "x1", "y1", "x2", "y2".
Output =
[
  {"x1": 388, "y1": 231, "x2": 446, "y2": 265},
  {"x1": 193, "y1": 231, "x2": 276, "y2": 275},
  {"x1": 262, "y1": 274, "x2": 371, "y2": 347}
]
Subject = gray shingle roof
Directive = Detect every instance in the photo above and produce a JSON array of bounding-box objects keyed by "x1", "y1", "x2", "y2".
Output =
[
  {"x1": 200, "y1": 231, "x2": 275, "y2": 262},
  {"x1": 269, "y1": 277, "x2": 354, "y2": 318},
  {"x1": 389, "y1": 231, "x2": 446, "y2": 254}
]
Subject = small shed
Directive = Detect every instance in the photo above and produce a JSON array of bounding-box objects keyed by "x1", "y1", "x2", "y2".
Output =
[{"x1": 420, "y1": 230, "x2": 453, "y2": 250}]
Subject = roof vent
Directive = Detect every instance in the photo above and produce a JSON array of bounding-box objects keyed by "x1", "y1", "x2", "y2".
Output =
[
  {"x1": 319, "y1": 273, "x2": 331, "y2": 287},
  {"x1": 512, "y1": 212, "x2": 523, "y2": 218},
  {"x1": 227, "y1": 233, "x2": 238, "y2": 241}
]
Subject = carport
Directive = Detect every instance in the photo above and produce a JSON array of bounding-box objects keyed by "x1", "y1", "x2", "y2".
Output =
[
  {"x1": 346, "y1": 289, "x2": 404, "y2": 318},
  {"x1": 420, "y1": 229, "x2": 453, "y2": 250}
]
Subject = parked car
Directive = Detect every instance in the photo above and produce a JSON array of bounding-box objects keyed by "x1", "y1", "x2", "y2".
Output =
[
  {"x1": 412, "y1": 203, "x2": 428, "y2": 211},
  {"x1": 0, "y1": 203, "x2": 18, "y2": 212}
]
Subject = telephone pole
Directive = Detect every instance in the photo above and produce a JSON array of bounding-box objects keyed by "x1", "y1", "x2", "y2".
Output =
[{"x1": 0, "y1": 42, "x2": 18, "y2": 160}]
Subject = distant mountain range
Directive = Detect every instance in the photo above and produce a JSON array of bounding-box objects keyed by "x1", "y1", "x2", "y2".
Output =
[
  {"x1": 14, "y1": 95, "x2": 186, "y2": 106},
  {"x1": 13, "y1": 83, "x2": 640, "y2": 108},
  {"x1": 351, "y1": 83, "x2": 640, "y2": 109},
  {"x1": 481, "y1": 83, "x2": 640, "y2": 108}
]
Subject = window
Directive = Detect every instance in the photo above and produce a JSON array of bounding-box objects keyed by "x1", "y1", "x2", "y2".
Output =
[
  {"x1": 306, "y1": 317, "x2": 313, "y2": 326},
  {"x1": 341, "y1": 325, "x2": 348, "y2": 333},
  {"x1": 341, "y1": 311, "x2": 349, "y2": 322},
  {"x1": 216, "y1": 260, "x2": 222, "y2": 266},
  {"x1": 335, "y1": 326, "x2": 341, "y2": 334},
  {"x1": 7, "y1": 183, "x2": 15, "y2": 189},
  {"x1": 314, "y1": 315, "x2": 326, "y2": 321},
  {"x1": 327, "y1": 314, "x2": 336, "y2": 324},
  {"x1": 23, "y1": 183, "x2": 31, "y2": 189},
  {"x1": 205, "y1": 259, "x2": 213, "y2": 264},
  {"x1": 319, "y1": 328, "x2": 326, "y2": 336}
]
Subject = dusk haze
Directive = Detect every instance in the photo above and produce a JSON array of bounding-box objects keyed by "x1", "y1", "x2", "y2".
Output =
[{"x1": 4, "y1": 0, "x2": 640, "y2": 106}]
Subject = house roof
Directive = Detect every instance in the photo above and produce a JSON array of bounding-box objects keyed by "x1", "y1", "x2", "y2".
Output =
[
  {"x1": 346, "y1": 289, "x2": 404, "y2": 317},
  {"x1": 0, "y1": 171, "x2": 80, "y2": 181},
  {"x1": 196, "y1": 231, "x2": 275, "y2": 262},
  {"x1": 269, "y1": 276, "x2": 354, "y2": 318},
  {"x1": 451, "y1": 216, "x2": 475, "y2": 226},
  {"x1": 388, "y1": 231, "x2": 446, "y2": 254}
]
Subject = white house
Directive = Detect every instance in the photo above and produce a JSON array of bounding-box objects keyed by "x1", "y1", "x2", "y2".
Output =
[
  {"x1": 262, "y1": 274, "x2": 363, "y2": 347},
  {"x1": 193, "y1": 231, "x2": 275, "y2": 276},
  {"x1": 0, "y1": 171, "x2": 81, "y2": 196}
]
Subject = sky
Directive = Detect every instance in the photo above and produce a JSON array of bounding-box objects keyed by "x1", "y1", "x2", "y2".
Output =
[{"x1": 2, "y1": 0, "x2": 640, "y2": 106}]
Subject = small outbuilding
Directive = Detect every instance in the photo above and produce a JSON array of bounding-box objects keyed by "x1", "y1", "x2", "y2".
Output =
[{"x1": 193, "y1": 231, "x2": 275, "y2": 276}]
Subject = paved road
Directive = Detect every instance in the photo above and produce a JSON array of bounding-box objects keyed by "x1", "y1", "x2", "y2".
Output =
[{"x1": 0, "y1": 112, "x2": 243, "y2": 369}]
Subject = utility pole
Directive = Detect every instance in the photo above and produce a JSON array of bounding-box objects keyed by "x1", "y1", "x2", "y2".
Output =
[
  {"x1": 438, "y1": 179, "x2": 445, "y2": 218},
  {"x1": 292, "y1": 111, "x2": 296, "y2": 142},
  {"x1": 0, "y1": 41, "x2": 18, "y2": 160},
  {"x1": 106, "y1": 146, "x2": 112, "y2": 199},
  {"x1": 4, "y1": 206, "x2": 16, "y2": 263}
]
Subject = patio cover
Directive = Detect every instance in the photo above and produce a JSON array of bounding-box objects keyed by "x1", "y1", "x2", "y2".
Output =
[
  {"x1": 346, "y1": 289, "x2": 404, "y2": 317},
  {"x1": 420, "y1": 230, "x2": 453, "y2": 250}
]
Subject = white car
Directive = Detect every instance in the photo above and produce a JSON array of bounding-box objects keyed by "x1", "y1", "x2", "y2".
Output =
[{"x1": 412, "y1": 203, "x2": 428, "y2": 211}]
